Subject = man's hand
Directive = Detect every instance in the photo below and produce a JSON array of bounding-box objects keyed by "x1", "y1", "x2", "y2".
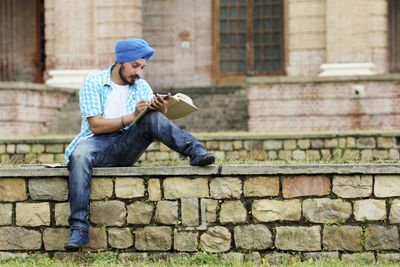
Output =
[
  {"x1": 149, "y1": 93, "x2": 171, "y2": 115},
  {"x1": 134, "y1": 100, "x2": 151, "y2": 118}
]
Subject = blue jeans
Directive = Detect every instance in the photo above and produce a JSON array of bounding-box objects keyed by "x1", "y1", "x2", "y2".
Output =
[{"x1": 67, "y1": 111, "x2": 206, "y2": 230}]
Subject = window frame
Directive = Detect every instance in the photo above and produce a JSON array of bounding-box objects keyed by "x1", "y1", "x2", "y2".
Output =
[
  {"x1": 389, "y1": 0, "x2": 400, "y2": 73},
  {"x1": 212, "y1": 0, "x2": 286, "y2": 85}
]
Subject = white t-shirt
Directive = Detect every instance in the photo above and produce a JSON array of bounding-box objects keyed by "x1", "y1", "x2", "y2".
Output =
[{"x1": 103, "y1": 81, "x2": 130, "y2": 118}]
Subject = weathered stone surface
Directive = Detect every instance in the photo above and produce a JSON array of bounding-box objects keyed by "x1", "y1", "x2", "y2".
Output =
[
  {"x1": 365, "y1": 226, "x2": 399, "y2": 250},
  {"x1": 252, "y1": 200, "x2": 301, "y2": 222},
  {"x1": 115, "y1": 178, "x2": 145, "y2": 198},
  {"x1": 203, "y1": 199, "x2": 218, "y2": 223},
  {"x1": 84, "y1": 227, "x2": 107, "y2": 251},
  {"x1": 220, "y1": 200, "x2": 247, "y2": 224},
  {"x1": 28, "y1": 178, "x2": 68, "y2": 201},
  {"x1": 323, "y1": 226, "x2": 363, "y2": 251},
  {"x1": 0, "y1": 203, "x2": 12, "y2": 225},
  {"x1": 135, "y1": 226, "x2": 172, "y2": 251},
  {"x1": 127, "y1": 201, "x2": 154, "y2": 225},
  {"x1": 342, "y1": 252, "x2": 376, "y2": 263},
  {"x1": 181, "y1": 198, "x2": 199, "y2": 226},
  {"x1": 356, "y1": 137, "x2": 375, "y2": 148},
  {"x1": 200, "y1": 226, "x2": 231, "y2": 252},
  {"x1": 90, "y1": 201, "x2": 126, "y2": 226},
  {"x1": 282, "y1": 175, "x2": 330, "y2": 198},
  {"x1": 108, "y1": 228, "x2": 133, "y2": 249},
  {"x1": 164, "y1": 178, "x2": 209, "y2": 199},
  {"x1": 234, "y1": 224, "x2": 272, "y2": 250},
  {"x1": 0, "y1": 227, "x2": 42, "y2": 250},
  {"x1": 303, "y1": 252, "x2": 339, "y2": 261},
  {"x1": 375, "y1": 175, "x2": 400, "y2": 197},
  {"x1": 243, "y1": 176, "x2": 279, "y2": 197},
  {"x1": 210, "y1": 177, "x2": 242, "y2": 199},
  {"x1": 275, "y1": 226, "x2": 321, "y2": 251},
  {"x1": 292, "y1": 150, "x2": 306, "y2": 160},
  {"x1": 220, "y1": 252, "x2": 244, "y2": 262},
  {"x1": 43, "y1": 228, "x2": 70, "y2": 251},
  {"x1": 332, "y1": 175, "x2": 372, "y2": 198},
  {"x1": 263, "y1": 253, "x2": 301, "y2": 265},
  {"x1": 354, "y1": 199, "x2": 386, "y2": 221},
  {"x1": 0, "y1": 178, "x2": 27, "y2": 201},
  {"x1": 263, "y1": 140, "x2": 282, "y2": 150},
  {"x1": 55, "y1": 202, "x2": 70, "y2": 226},
  {"x1": 148, "y1": 178, "x2": 161, "y2": 201},
  {"x1": 174, "y1": 231, "x2": 198, "y2": 252},
  {"x1": 0, "y1": 252, "x2": 28, "y2": 261},
  {"x1": 389, "y1": 199, "x2": 400, "y2": 223},
  {"x1": 377, "y1": 253, "x2": 400, "y2": 263},
  {"x1": 90, "y1": 178, "x2": 113, "y2": 200},
  {"x1": 155, "y1": 201, "x2": 178, "y2": 225},
  {"x1": 303, "y1": 198, "x2": 352, "y2": 223},
  {"x1": 16, "y1": 202, "x2": 50, "y2": 226}
]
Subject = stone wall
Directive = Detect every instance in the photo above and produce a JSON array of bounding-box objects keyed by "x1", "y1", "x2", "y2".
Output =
[
  {"x1": 0, "y1": 164, "x2": 399, "y2": 262},
  {"x1": 1, "y1": 132, "x2": 399, "y2": 165}
]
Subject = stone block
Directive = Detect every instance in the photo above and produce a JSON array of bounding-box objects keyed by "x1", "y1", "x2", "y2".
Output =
[
  {"x1": 0, "y1": 204, "x2": 12, "y2": 225},
  {"x1": 341, "y1": 252, "x2": 376, "y2": 263},
  {"x1": 0, "y1": 178, "x2": 27, "y2": 201},
  {"x1": 200, "y1": 226, "x2": 231, "y2": 252},
  {"x1": 0, "y1": 144, "x2": 5, "y2": 153},
  {"x1": 377, "y1": 137, "x2": 395, "y2": 148},
  {"x1": 346, "y1": 137, "x2": 356, "y2": 148},
  {"x1": 234, "y1": 224, "x2": 272, "y2": 250},
  {"x1": 31, "y1": 144, "x2": 45, "y2": 153},
  {"x1": 155, "y1": 201, "x2": 178, "y2": 225},
  {"x1": 303, "y1": 198, "x2": 351, "y2": 223},
  {"x1": 324, "y1": 139, "x2": 338, "y2": 148},
  {"x1": 210, "y1": 177, "x2": 242, "y2": 199},
  {"x1": 155, "y1": 152, "x2": 170, "y2": 160},
  {"x1": 263, "y1": 140, "x2": 282, "y2": 150},
  {"x1": 219, "y1": 141, "x2": 233, "y2": 151},
  {"x1": 252, "y1": 199, "x2": 301, "y2": 222},
  {"x1": 282, "y1": 175, "x2": 330, "y2": 198},
  {"x1": 343, "y1": 150, "x2": 360, "y2": 161},
  {"x1": 292, "y1": 150, "x2": 306, "y2": 160},
  {"x1": 323, "y1": 226, "x2": 363, "y2": 251},
  {"x1": 356, "y1": 137, "x2": 376, "y2": 148},
  {"x1": 278, "y1": 150, "x2": 292, "y2": 160},
  {"x1": 220, "y1": 200, "x2": 247, "y2": 224},
  {"x1": 0, "y1": 252, "x2": 28, "y2": 261},
  {"x1": 297, "y1": 139, "x2": 310, "y2": 149},
  {"x1": 16, "y1": 144, "x2": 30, "y2": 154},
  {"x1": 181, "y1": 198, "x2": 199, "y2": 226},
  {"x1": 16, "y1": 202, "x2": 50, "y2": 226},
  {"x1": 233, "y1": 140, "x2": 243, "y2": 150},
  {"x1": 6, "y1": 144, "x2": 15, "y2": 153},
  {"x1": 263, "y1": 253, "x2": 301, "y2": 265},
  {"x1": 389, "y1": 199, "x2": 400, "y2": 223},
  {"x1": 164, "y1": 178, "x2": 209, "y2": 199},
  {"x1": 135, "y1": 226, "x2": 172, "y2": 251},
  {"x1": 127, "y1": 201, "x2": 154, "y2": 225},
  {"x1": 115, "y1": 178, "x2": 145, "y2": 198},
  {"x1": 310, "y1": 139, "x2": 324, "y2": 149},
  {"x1": 268, "y1": 151, "x2": 278, "y2": 160},
  {"x1": 29, "y1": 178, "x2": 68, "y2": 201},
  {"x1": 306, "y1": 150, "x2": 321, "y2": 161},
  {"x1": 332, "y1": 175, "x2": 372, "y2": 198},
  {"x1": 0, "y1": 227, "x2": 42, "y2": 250},
  {"x1": 55, "y1": 202, "x2": 70, "y2": 226},
  {"x1": 45, "y1": 144, "x2": 64, "y2": 153},
  {"x1": 373, "y1": 150, "x2": 389, "y2": 160},
  {"x1": 203, "y1": 199, "x2": 218, "y2": 223},
  {"x1": 90, "y1": 178, "x2": 113, "y2": 200},
  {"x1": 303, "y1": 252, "x2": 339, "y2": 261},
  {"x1": 354, "y1": 199, "x2": 386, "y2": 221},
  {"x1": 389, "y1": 149, "x2": 400, "y2": 160},
  {"x1": 365, "y1": 226, "x2": 399, "y2": 250},
  {"x1": 108, "y1": 228, "x2": 133, "y2": 249},
  {"x1": 206, "y1": 141, "x2": 219, "y2": 150},
  {"x1": 174, "y1": 231, "x2": 198, "y2": 252},
  {"x1": 90, "y1": 201, "x2": 126, "y2": 226},
  {"x1": 84, "y1": 227, "x2": 107, "y2": 251},
  {"x1": 275, "y1": 226, "x2": 321, "y2": 251},
  {"x1": 377, "y1": 253, "x2": 400, "y2": 263},
  {"x1": 148, "y1": 178, "x2": 161, "y2": 201},
  {"x1": 43, "y1": 228, "x2": 70, "y2": 251},
  {"x1": 375, "y1": 175, "x2": 400, "y2": 197},
  {"x1": 244, "y1": 176, "x2": 279, "y2": 197}
]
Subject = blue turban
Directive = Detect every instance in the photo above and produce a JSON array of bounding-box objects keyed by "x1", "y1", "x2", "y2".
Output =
[{"x1": 115, "y1": 38, "x2": 155, "y2": 63}]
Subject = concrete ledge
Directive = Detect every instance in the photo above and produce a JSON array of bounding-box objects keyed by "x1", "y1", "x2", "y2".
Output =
[{"x1": 2, "y1": 164, "x2": 400, "y2": 177}]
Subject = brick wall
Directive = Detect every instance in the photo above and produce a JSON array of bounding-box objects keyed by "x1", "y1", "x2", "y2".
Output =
[
  {"x1": 248, "y1": 76, "x2": 400, "y2": 132},
  {"x1": 1, "y1": 132, "x2": 400, "y2": 165},
  {"x1": 0, "y1": 164, "x2": 399, "y2": 262}
]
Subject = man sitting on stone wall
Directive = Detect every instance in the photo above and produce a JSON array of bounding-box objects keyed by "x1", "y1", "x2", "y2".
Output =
[{"x1": 63, "y1": 38, "x2": 215, "y2": 252}]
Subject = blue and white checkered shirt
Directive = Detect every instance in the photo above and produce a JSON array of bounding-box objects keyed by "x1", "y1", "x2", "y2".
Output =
[{"x1": 64, "y1": 66, "x2": 153, "y2": 164}]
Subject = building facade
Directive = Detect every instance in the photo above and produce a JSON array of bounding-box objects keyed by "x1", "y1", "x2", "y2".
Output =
[{"x1": 0, "y1": 0, "x2": 399, "y2": 135}]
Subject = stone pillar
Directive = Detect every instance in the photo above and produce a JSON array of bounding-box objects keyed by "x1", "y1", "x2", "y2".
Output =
[
  {"x1": 319, "y1": 0, "x2": 379, "y2": 76},
  {"x1": 45, "y1": 0, "x2": 142, "y2": 88}
]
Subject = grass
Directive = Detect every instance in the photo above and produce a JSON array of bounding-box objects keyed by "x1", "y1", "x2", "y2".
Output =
[{"x1": 0, "y1": 252, "x2": 399, "y2": 267}]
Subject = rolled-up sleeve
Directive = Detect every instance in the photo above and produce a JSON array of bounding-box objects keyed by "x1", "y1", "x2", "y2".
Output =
[{"x1": 79, "y1": 74, "x2": 103, "y2": 118}]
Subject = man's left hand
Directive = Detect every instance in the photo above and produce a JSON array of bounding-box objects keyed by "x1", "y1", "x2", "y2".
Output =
[{"x1": 149, "y1": 93, "x2": 171, "y2": 115}]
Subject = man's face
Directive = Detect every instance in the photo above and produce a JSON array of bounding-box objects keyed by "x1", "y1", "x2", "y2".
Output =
[{"x1": 119, "y1": 58, "x2": 147, "y2": 85}]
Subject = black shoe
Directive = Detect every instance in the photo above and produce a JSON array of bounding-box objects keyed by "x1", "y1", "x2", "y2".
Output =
[
  {"x1": 64, "y1": 229, "x2": 89, "y2": 252},
  {"x1": 190, "y1": 153, "x2": 215, "y2": 166}
]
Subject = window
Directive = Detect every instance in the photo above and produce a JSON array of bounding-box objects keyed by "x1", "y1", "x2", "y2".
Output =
[
  {"x1": 213, "y1": 0, "x2": 284, "y2": 84},
  {"x1": 389, "y1": 0, "x2": 400, "y2": 72}
]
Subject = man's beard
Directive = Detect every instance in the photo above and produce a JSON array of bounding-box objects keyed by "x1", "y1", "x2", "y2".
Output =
[{"x1": 119, "y1": 64, "x2": 140, "y2": 85}]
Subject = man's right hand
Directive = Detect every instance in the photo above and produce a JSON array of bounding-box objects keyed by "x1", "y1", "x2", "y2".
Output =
[{"x1": 133, "y1": 100, "x2": 151, "y2": 118}]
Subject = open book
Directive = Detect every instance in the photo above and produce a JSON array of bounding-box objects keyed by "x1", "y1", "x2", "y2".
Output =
[{"x1": 131, "y1": 93, "x2": 198, "y2": 124}]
